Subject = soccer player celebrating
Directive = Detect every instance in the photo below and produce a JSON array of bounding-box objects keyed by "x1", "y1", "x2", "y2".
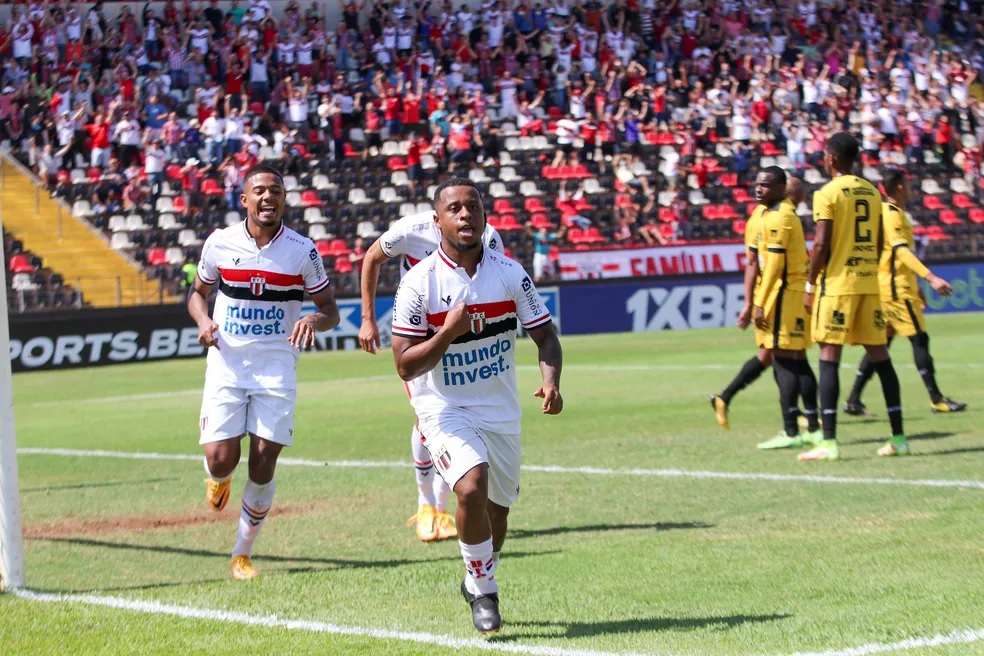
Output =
[
  {"x1": 802, "y1": 133, "x2": 906, "y2": 461},
  {"x1": 843, "y1": 169, "x2": 965, "y2": 418},
  {"x1": 359, "y1": 210, "x2": 503, "y2": 543},
  {"x1": 188, "y1": 164, "x2": 340, "y2": 579},
  {"x1": 390, "y1": 178, "x2": 563, "y2": 633},
  {"x1": 751, "y1": 167, "x2": 823, "y2": 449},
  {"x1": 711, "y1": 178, "x2": 818, "y2": 437}
]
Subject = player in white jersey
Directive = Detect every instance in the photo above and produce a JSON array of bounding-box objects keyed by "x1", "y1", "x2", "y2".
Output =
[
  {"x1": 391, "y1": 178, "x2": 564, "y2": 633},
  {"x1": 188, "y1": 165, "x2": 340, "y2": 580},
  {"x1": 359, "y1": 210, "x2": 503, "y2": 543}
]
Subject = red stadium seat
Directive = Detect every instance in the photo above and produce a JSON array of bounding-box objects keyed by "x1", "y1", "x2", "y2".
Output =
[
  {"x1": 172, "y1": 196, "x2": 188, "y2": 213},
  {"x1": 732, "y1": 187, "x2": 753, "y2": 203},
  {"x1": 732, "y1": 219, "x2": 747, "y2": 235},
  {"x1": 328, "y1": 239, "x2": 350, "y2": 255},
  {"x1": 923, "y1": 196, "x2": 944, "y2": 210},
  {"x1": 387, "y1": 156, "x2": 407, "y2": 170},
  {"x1": 658, "y1": 207, "x2": 675, "y2": 223},
  {"x1": 87, "y1": 167, "x2": 103, "y2": 183},
  {"x1": 498, "y1": 214, "x2": 522, "y2": 231},
  {"x1": 659, "y1": 224, "x2": 676, "y2": 241},
  {"x1": 166, "y1": 164, "x2": 184, "y2": 180},
  {"x1": 316, "y1": 240, "x2": 333, "y2": 257},
  {"x1": 939, "y1": 210, "x2": 962, "y2": 225},
  {"x1": 8, "y1": 254, "x2": 34, "y2": 273},
  {"x1": 953, "y1": 193, "x2": 974, "y2": 209},
  {"x1": 202, "y1": 178, "x2": 223, "y2": 196},
  {"x1": 584, "y1": 226, "x2": 605, "y2": 243},
  {"x1": 530, "y1": 213, "x2": 553, "y2": 228},
  {"x1": 718, "y1": 172, "x2": 738, "y2": 187},
  {"x1": 525, "y1": 198, "x2": 548, "y2": 213},
  {"x1": 970, "y1": 208, "x2": 984, "y2": 224},
  {"x1": 335, "y1": 256, "x2": 353, "y2": 273},
  {"x1": 494, "y1": 199, "x2": 517, "y2": 214},
  {"x1": 147, "y1": 248, "x2": 168, "y2": 266},
  {"x1": 301, "y1": 190, "x2": 324, "y2": 207}
]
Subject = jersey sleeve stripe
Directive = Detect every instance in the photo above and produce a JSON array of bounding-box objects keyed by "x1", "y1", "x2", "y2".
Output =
[
  {"x1": 306, "y1": 278, "x2": 331, "y2": 294},
  {"x1": 522, "y1": 313, "x2": 552, "y2": 329},
  {"x1": 767, "y1": 247, "x2": 786, "y2": 253},
  {"x1": 219, "y1": 267, "x2": 305, "y2": 287},
  {"x1": 393, "y1": 327, "x2": 428, "y2": 338},
  {"x1": 198, "y1": 272, "x2": 217, "y2": 285}
]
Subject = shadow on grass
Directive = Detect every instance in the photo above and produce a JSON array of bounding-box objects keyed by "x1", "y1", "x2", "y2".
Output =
[
  {"x1": 509, "y1": 522, "x2": 712, "y2": 540},
  {"x1": 848, "y1": 431, "x2": 955, "y2": 446},
  {"x1": 494, "y1": 613, "x2": 791, "y2": 641},
  {"x1": 21, "y1": 477, "x2": 178, "y2": 494}
]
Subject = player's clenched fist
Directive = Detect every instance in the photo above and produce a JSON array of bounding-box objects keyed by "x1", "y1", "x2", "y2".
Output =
[
  {"x1": 197, "y1": 319, "x2": 220, "y2": 349},
  {"x1": 534, "y1": 386, "x2": 564, "y2": 415},
  {"x1": 441, "y1": 301, "x2": 472, "y2": 339}
]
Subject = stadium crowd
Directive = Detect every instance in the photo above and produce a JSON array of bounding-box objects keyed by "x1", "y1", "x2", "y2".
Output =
[{"x1": 2, "y1": 0, "x2": 984, "y2": 309}]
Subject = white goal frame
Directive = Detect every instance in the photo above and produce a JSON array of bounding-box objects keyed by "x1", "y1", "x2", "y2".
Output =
[{"x1": 0, "y1": 157, "x2": 26, "y2": 590}]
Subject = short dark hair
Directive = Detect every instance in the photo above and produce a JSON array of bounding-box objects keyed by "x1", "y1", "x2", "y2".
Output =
[
  {"x1": 242, "y1": 164, "x2": 284, "y2": 189},
  {"x1": 433, "y1": 177, "x2": 482, "y2": 204},
  {"x1": 827, "y1": 132, "x2": 860, "y2": 167},
  {"x1": 883, "y1": 168, "x2": 908, "y2": 195},
  {"x1": 760, "y1": 165, "x2": 787, "y2": 185}
]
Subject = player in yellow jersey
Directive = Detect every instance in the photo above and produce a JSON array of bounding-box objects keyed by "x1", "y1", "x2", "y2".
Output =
[
  {"x1": 710, "y1": 178, "x2": 817, "y2": 433},
  {"x1": 802, "y1": 133, "x2": 906, "y2": 460},
  {"x1": 843, "y1": 169, "x2": 965, "y2": 419},
  {"x1": 751, "y1": 167, "x2": 824, "y2": 449}
]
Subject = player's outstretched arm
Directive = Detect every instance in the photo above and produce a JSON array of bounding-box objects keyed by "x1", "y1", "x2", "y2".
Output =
[
  {"x1": 289, "y1": 286, "x2": 341, "y2": 349},
  {"x1": 359, "y1": 239, "x2": 392, "y2": 354},
  {"x1": 893, "y1": 246, "x2": 953, "y2": 296},
  {"x1": 188, "y1": 276, "x2": 219, "y2": 349},
  {"x1": 529, "y1": 322, "x2": 563, "y2": 415},
  {"x1": 392, "y1": 301, "x2": 471, "y2": 381}
]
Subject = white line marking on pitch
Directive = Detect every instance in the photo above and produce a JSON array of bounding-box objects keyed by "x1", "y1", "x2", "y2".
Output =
[
  {"x1": 12, "y1": 589, "x2": 656, "y2": 656},
  {"x1": 17, "y1": 448, "x2": 984, "y2": 490},
  {"x1": 25, "y1": 361, "x2": 967, "y2": 408},
  {"x1": 787, "y1": 627, "x2": 984, "y2": 655},
  {"x1": 14, "y1": 590, "x2": 984, "y2": 656}
]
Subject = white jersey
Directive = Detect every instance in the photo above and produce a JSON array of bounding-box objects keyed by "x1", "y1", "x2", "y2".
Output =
[
  {"x1": 391, "y1": 247, "x2": 552, "y2": 434},
  {"x1": 197, "y1": 221, "x2": 331, "y2": 390},
  {"x1": 379, "y1": 211, "x2": 503, "y2": 275}
]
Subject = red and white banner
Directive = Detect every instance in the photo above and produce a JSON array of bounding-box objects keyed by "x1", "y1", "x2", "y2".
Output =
[{"x1": 557, "y1": 242, "x2": 750, "y2": 280}]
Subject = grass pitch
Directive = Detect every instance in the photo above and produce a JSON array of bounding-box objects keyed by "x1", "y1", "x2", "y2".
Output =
[{"x1": 2, "y1": 314, "x2": 984, "y2": 655}]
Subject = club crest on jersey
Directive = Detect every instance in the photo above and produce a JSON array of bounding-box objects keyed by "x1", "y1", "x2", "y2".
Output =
[
  {"x1": 250, "y1": 275, "x2": 266, "y2": 296},
  {"x1": 469, "y1": 311, "x2": 486, "y2": 335}
]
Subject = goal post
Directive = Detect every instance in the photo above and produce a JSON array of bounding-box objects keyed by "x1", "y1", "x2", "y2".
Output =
[{"x1": 0, "y1": 161, "x2": 26, "y2": 590}]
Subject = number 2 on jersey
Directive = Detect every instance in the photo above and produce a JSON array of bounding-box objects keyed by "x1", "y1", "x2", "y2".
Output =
[{"x1": 854, "y1": 199, "x2": 871, "y2": 243}]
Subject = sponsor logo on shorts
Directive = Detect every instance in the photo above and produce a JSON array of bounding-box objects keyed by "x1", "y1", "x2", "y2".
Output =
[
  {"x1": 874, "y1": 309, "x2": 885, "y2": 329},
  {"x1": 832, "y1": 310, "x2": 846, "y2": 326},
  {"x1": 433, "y1": 446, "x2": 451, "y2": 471}
]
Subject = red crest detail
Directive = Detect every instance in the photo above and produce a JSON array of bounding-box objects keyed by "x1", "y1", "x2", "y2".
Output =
[{"x1": 249, "y1": 275, "x2": 266, "y2": 296}]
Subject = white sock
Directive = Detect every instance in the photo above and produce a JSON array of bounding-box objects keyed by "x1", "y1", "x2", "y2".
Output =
[
  {"x1": 412, "y1": 426, "x2": 437, "y2": 507},
  {"x1": 203, "y1": 457, "x2": 234, "y2": 483},
  {"x1": 460, "y1": 538, "x2": 497, "y2": 596},
  {"x1": 433, "y1": 474, "x2": 451, "y2": 512},
  {"x1": 232, "y1": 478, "x2": 276, "y2": 558}
]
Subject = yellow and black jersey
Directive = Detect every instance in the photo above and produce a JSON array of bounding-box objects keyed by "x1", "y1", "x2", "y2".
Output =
[
  {"x1": 754, "y1": 199, "x2": 809, "y2": 315},
  {"x1": 812, "y1": 174, "x2": 882, "y2": 296},
  {"x1": 879, "y1": 202, "x2": 930, "y2": 301},
  {"x1": 745, "y1": 204, "x2": 767, "y2": 275}
]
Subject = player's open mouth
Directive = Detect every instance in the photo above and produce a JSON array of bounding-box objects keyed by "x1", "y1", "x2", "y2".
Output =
[
  {"x1": 458, "y1": 227, "x2": 475, "y2": 237},
  {"x1": 259, "y1": 205, "x2": 277, "y2": 216}
]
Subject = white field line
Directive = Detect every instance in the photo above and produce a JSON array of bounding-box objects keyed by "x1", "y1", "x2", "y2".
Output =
[
  {"x1": 11, "y1": 589, "x2": 655, "y2": 656},
  {"x1": 13, "y1": 589, "x2": 984, "y2": 656},
  {"x1": 787, "y1": 627, "x2": 984, "y2": 656},
  {"x1": 16, "y1": 448, "x2": 984, "y2": 491},
  {"x1": 26, "y1": 361, "x2": 971, "y2": 408}
]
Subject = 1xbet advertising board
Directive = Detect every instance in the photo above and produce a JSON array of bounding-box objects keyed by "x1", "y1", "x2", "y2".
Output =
[{"x1": 557, "y1": 260, "x2": 984, "y2": 336}]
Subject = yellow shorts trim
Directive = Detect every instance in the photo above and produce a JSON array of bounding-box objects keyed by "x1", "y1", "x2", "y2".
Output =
[
  {"x1": 812, "y1": 294, "x2": 888, "y2": 346},
  {"x1": 883, "y1": 297, "x2": 925, "y2": 338},
  {"x1": 763, "y1": 289, "x2": 812, "y2": 351}
]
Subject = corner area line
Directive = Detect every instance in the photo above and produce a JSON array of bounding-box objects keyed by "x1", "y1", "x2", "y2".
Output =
[
  {"x1": 12, "y1": 589, "x2": 655, "y2": 656},
  {"x1": 786, "y1": 627, "x2": 984, "y2": 656},
  {"x1": 16, "y1": 448, "x2": 984, "y2": 490}
]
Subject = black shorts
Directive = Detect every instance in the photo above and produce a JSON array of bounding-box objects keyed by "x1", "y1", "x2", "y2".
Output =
[
  {"x1": 367, "y1": 132, "x2": 382, "y2": 149},
  {"x1": 407, "y1": 163, "x2": 422, "y2": 181}
]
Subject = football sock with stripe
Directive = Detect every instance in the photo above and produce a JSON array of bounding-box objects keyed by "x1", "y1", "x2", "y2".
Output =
[
  {"x1": 796, "y1": 359, "x2": 821, "y2": 432},
  {"x1": 819, "y1": 360, "x2": 840, "y2": 441},
  {"x1": 720, "y1": 356, "x2": 767, "y2": 405},
  {"x1": 773, "y1": 357, "x2": 801, "y2": 437},
  {"x1": 909, "y1": 333, "x2": 944, "y2": 404},
  {"x1": 461, "y1": 538, "x2": 498, "y2": 596},
  {"x1": 873, "y1": 359, "x2": 904, "y2": 436},
  {"x1": 233, "y1": 478, "x2": 276, "y2": 558},
  {"x1": 412, "y1": 426, "x2": 437, "y2": 507}
]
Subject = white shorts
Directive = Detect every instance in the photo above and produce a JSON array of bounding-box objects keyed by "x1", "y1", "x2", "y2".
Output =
[
  {"x1": 199, "y1": 384, "x2": 296, "y2": 447},
  {"x1": 419, "y1": 415, "x2": 521, "y2": 508}
]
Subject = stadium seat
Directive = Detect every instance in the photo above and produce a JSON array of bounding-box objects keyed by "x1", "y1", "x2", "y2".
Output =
[
  {"x1": 939, "y1": 210, "x2": 962, "y2": 225},
  {"x1": 390, "y1": 170, "x2": 410, "y2": 187},
  {"x1": 108, "y1": 215, "x2": 128, "y2": 232},
  {"x1": 202, "y1": 179, "x2": 223, "y2": 196},
  {"x1": 520, "y1": 180, "x2": 542, "y2": 196},
  {"x1": 165, "y1": 247, "x2": 185, "y2": 265},
  {"x1": 158, "y1": 213, "x2": 183, "y2": 230},
  {"x1": 923, "y1": 196, "x2": 945, "y2": 211},
  {"x1": 488, "y1": 182, "x2": 509, "y2": 198},
  {"x1": 172, "y1": 197, "x2": 188, "y2": 213},
  {"x1": 952, "y1": 194, "x2": 974, "y2": 210},
  {"x1": 378, "y1": 187, "x2": 403, "y2": 203},
  {"x1": 328, "y1": 238, "x2": 350, "y2": 255},
  {"x1": 126, "y1": 215, "x2": 149, "y2": 231},
  {"x1": 8, "y1": 254, "x2": 34, "y2": 273},
  {"x1": 283, "y1": 175, "x2": 300, "y2": 191},
  {"x1": 178, "y1": 229, "x2": 201, "y2": 246},
  {"x1": 525, "y1": 197, "x2": 549, "y2": 213},
  {"x1": 347, "y1": 188, "x2": 370, "y2": 204},
  {"x1": 530, "y1": 213, "x2": 553, "y2": 229},
  {"x1": 304, "y1": 207, "x2": 327, "y2": 223},
  {"x1": 335, "y1": 256, "x2": 353, "y2": 273},
  {"x1": 110, "y1": 232, "x2": 133, "y2": 249},
  {"x1": 969, "y1": 209, "x2": 984, "y2": 224},
  {"x1": 147, "y1": 248, "x2": 168, "y2": 266},
  {"x1": 301, "y1": 190, "x2": 325, "y2": 207},
  {"x1": 72, "y1": 200, "x2": 93, "y2": 217},
  {"x1": 498, "y1": 215, "x2": 522, "y2": 231}
]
